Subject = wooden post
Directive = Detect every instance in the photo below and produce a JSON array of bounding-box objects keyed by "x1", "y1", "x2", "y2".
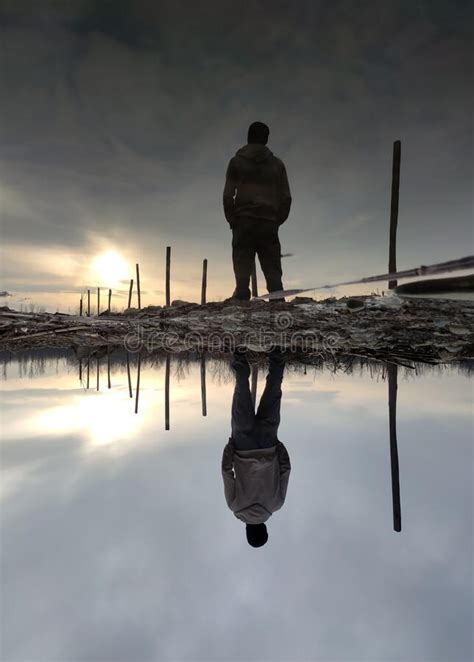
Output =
[
  {"x1": 79, "y1": 297, "x2": 83, "y2": 317},
  {"x1": 251, "y1": 261, "x2": 258, "y2": 298},
  {"x1": 166, "y1": 246, "x2": 171, "y2": 307},
  {"x1": 251, "y1": 364, "x2": 258, "y2": 408},
  {"x1": 388, "y1": 140, "x2": 401, "y2": 290},
  {"x1": 97, "y1": 287, "x2": 100, "y2": 316},
  {"x1": 165, "y1": 355, "x2": 170, "y2": 430},
  {"x1": 79, "y1": 359, "x2": 82, "y2": 383},
  {"x1": 201, "y1": 258, "x2": 208, "y2": 305},
  {"x1": 136, "y1": 263, "x2": 141, "y2": 309},
  {"x1": 107, "y1": 348, "x2": 111, "y2": 389},
  {"x1": 108, "y1": 289, "x2": 112, "y2": 311},
  {"x1": 87, "y1": 290, "x2": 91, "y2": 317},
  {"x1": 388, "y1": 364, "x2": 401, "y2": 532},
  {"x1": 128, "y1": 279, "x2": 133, "y2": 309},
  {"x1": 126, "y1": 353, "x2": 133, "y2": 398},
  {"x1": 134, "y1": 354, "x2": 141, "y2": 414},
  {"x1": 201, "y1": 353, "x2": 207, "y2": 416}
]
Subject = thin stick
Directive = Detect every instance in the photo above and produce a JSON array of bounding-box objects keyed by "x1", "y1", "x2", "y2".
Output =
[
  {"x1": 97, "y1": 287, "x2": 100, "y2": 316},
  {"x1": 166, "y1": 246, "x2": 171, "y2": 307},
  {"x1": 107, "y1": 347, "x2": 111, "y2": 389},
  {"x1": 201, "y1": 258, "x2": 208, "y2": 305},
  {"x1": 388, "y1": 364, "x2": 401, "y2": 532},
  {"x1": 126, "y1": 354, "x2": 133, "y2": 398},
  {"x1": 388, "y1": 140, "x2": 401, "y2": 289},
  {"x1": 134, "y1": 354, "x2": 141, "y2": 414},
  {"x1": 251, "y1": 261, "x2": 258, "y2": 297},
  {"x1": 79, "y1": 297, "x2": 83, "y2": 317},
  {"x1": 79, "y1": 358, "x2": 82, "y2": 383},
  {"x1": 87, "y1": 290, "x2": 90, "y2": 316},
  {"x1": 128, "y1": 279, "x2": 133, "y2": 309},
  {"x1": 251, "y1": 364, "x2": 258, "y2": 408},
  {"x1": 136, "y1": 263, "x2": 141, "y2": 309},
  {"x1": 108, "y1": 288, "x2": 112, "y2": 311},
  {"x1": 259, "y1": 255, "x2": 474, "y2": 299},
  {"x1": 201, "y1": 353, "x2": 207, "y2": 416},
  {"x1": 165, "y1": 355, "x2": 170, "y2": 430}
]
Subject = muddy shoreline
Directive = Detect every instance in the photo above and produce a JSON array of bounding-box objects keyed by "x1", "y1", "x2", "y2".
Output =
[{"x1": 1, "y1": 295, "x2": 473, "y2": 367}]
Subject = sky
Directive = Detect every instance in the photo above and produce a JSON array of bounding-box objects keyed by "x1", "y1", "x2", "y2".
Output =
[
  {"x1": 0, "y1": 354, "x2": 472, "y2": 660},
  {"x1": 0, "y1": 0, "x2": 472, "y2": 311}
]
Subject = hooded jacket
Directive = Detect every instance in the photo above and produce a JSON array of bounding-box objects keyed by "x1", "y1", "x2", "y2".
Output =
[
  {"x1": 221, "y1": 438, "x2": 291, "y2": 524},
  {"x1": 223, "y1": 144, "x2": 292, "y2": 225}
]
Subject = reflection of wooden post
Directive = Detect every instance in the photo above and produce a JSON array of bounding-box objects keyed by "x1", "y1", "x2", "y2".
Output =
[
  {"x1": 251, "y1": 261, "x2": 258, "y2": 298},
  {"x1": 79, "y1": 359, "x2": 82, "y2": 382},
  {"x1": 201, "y1": 259, "x2": 208, "y2": 305},
  {"x1": 200, "y1": 353, "x2": 207, "y2": 416},
  {"x1": 108, "y1": 289, "x2": 112, "y2": 311},
  {"x1": 128, "y1": 279, "x2": 133, "y2": 308},
  {"x1": 87, "y1": 290, "x2": 91, "y2": 316},
  {"x1": 166, "y1": 246, "x2": 171, "y2": 307},
  {"x1": 134, "y1": 354, "x2": 141, "y2": 414},
  {"x1": 165, "y1": 355, "x2": 170, "y2": 430},
  {"x1": 96, "y1": 358, "x2": 100, "y2": 391},
  {"x1": 107, "y1": 348, "x2": 111, "y2": 389},
  {"x1": 79, "y1": 297, "x2": 83, "y2": 317},
  {"x1": 126, "y1": 353, "x2": 133, "y2": 398},
  {"x1": 86, "y1": 359, "x2": 90, "y2": 389},
  {"x1": 388, "y1": 140, "x2": 401, "y2": 290},
  {"x1": 388, "y1": 364, "x2": 401, "y2": 532},
  {"x1": 136, "y1": 263, "x2": 141, "y2": 309},
  {"x1": 251, "y1": 364, "x2": 258, "y2": 408},
  {"x1": 97, "y1": 287, "x2": 100, "y2": 316}
]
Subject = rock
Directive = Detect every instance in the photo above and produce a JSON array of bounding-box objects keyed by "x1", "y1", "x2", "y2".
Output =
[
  {"x1": 291, "y1": 297, "x2": 314, "y2": 304},
  {"x1": 346, "y1": 298, "x2": 365, "y2": 310},
  {"x1": 171, "y1": 300, "x2": 192, "y2": 307},
  {"x1": 449, "y1": 325, "x2": 471, "y2": 336},
  {"x1": 123, "y1": 307, "x2": 139, "y2": 316}
]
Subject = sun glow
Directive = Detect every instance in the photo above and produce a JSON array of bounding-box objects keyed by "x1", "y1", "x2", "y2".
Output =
[{"x1": 92, "y1": 251, "x2": 129, "y2": 285}]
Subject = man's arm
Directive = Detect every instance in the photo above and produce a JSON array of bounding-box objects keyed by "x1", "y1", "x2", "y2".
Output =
[
  {"x1": 277, "y1": 441, "x2": 291, "y2": 504},
  {"x1": 277, "y1": 163, "x2": 292, "y2": 225},
  {"x1": 223, "y1": 159, "x2": 238, "y2": 226},
  {"x1": 221, "y1": 439, "x2": 236, "y2": 507}
]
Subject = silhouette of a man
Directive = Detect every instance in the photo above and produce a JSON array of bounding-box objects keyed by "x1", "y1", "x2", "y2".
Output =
[
  {"x1": 223, "y1": 122, "x2": 292, "y2": 300},
  {"x1": 221, "y1": 350, "x2": 291, "y2": 547}
]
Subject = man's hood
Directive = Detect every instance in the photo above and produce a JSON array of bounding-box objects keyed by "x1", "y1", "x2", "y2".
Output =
[
  {"x1": 234, "y1": 503, "x2": 272, "y2": 524},
  {"x1": 235, "y1": 144, "x2": 273, "y2": 163}
]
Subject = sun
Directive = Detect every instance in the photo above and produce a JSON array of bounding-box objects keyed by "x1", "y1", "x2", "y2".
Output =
[{"x1": 92, "y1": 251, "x2": 129, "y2": 285}]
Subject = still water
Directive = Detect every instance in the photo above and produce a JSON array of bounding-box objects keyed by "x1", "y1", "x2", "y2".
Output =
[{"x1": 0, "y1": 350, "x2": 472, "y2": 662}]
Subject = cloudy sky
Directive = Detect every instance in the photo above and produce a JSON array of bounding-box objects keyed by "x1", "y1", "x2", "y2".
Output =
[{"x1": 0, "y1": 0, "x2": 472, "y2": 310}]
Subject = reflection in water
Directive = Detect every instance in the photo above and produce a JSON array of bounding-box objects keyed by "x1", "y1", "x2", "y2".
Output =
[
  {"x1": 1, "y1": 350, "x2": 472, "y2": 661},
  {"x1": 222, "y1": 350, "x2": 291, "y2": 547}
]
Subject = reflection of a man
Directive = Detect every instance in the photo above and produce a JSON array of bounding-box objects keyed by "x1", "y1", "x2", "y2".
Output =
[{"x1": 221, "y1": 349, "x2": 291, "y2": 548}]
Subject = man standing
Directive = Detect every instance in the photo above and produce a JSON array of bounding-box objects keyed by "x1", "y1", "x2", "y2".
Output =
[{"x1": 223, "y1": 122, "x2": 292, "y2": 300}]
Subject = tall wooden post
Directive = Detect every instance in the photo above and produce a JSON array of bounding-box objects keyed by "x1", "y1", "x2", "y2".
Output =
[
  {"x1": 126, "y1": 353, "x2": 133, "y2": 398},
  {"x1": 166, "y1": 246, "x2": 171, "y2": 307},
  {"x1": 388, "y1": 140, "x2": 401, "y2": 290},
  {"x1": 128, "y1": 279, "x2": 133, "y2": 309},
  {"x1": 165, "y1": 355, "x2": 170, "y2": 430},
  {"x1": 134, "y1": 354, "x2": 141, "y2": 414},
  {"x1": 108, "y1": 289, "x2": 112, "y2": 311},
  {"x1": 97, "y1": 287, "x2": 100, "y2": 316},
  {"x1": 79, "y1": 297, "x2": 83, "y2": 317},
  {"x1": 87, "y1": 290, "x2": 91, "y2": 317},
  {"x1": 388, "y1": 364, "x2": 401, "y2": 532},
  {"x1": 201, "y1": 259, "x2": 208, "y2": 305},
  {"x1": 136, "y1": 263, "x2": 141, "y2": 309},
  {"x1": 201, "y1": 353, "x2": 207, "y2": 416},
  {"x1": 251, "y1": 261, "x2": 258, "y2": 298}
]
